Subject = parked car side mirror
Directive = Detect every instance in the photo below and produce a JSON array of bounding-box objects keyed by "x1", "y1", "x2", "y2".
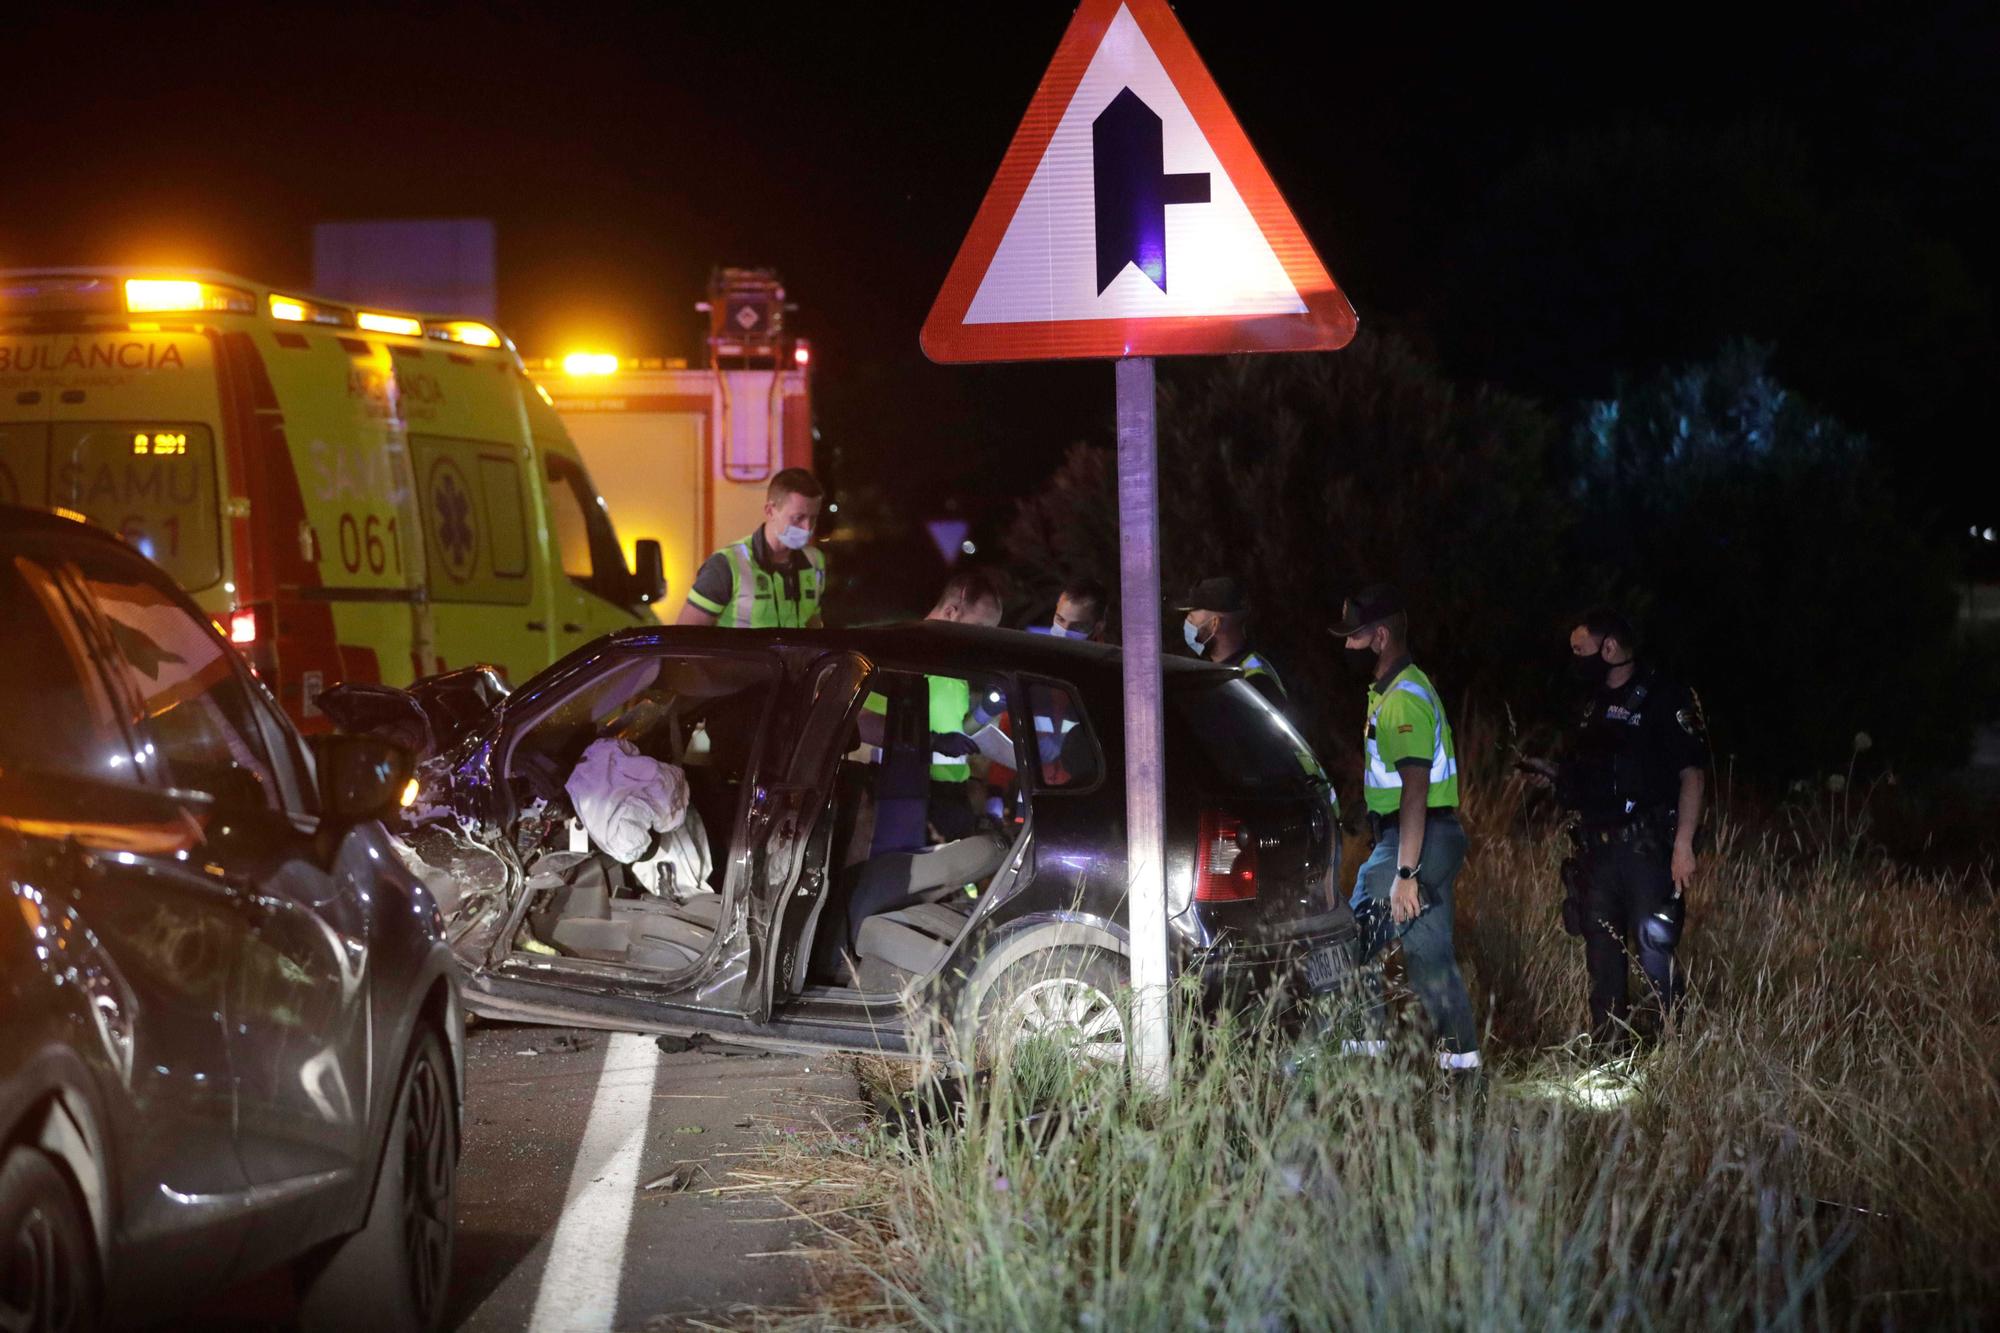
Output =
[
  {"x1": 313, "y1": 732, "x2": 415, "y2": 822},
  {"x1": 632, "y1": 538, "x2": 667, "y2": 605}
]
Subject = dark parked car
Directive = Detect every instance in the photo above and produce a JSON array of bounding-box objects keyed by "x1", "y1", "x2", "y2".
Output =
[
  {"x1": 0, "y1": 508, "x2": 460, "y2": 1330},
  {"x1": 361, "y1": 622, "x2": 1354, "y2": 1065}
]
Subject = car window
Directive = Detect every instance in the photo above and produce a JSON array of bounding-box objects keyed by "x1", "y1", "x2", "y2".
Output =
[
  {"x1": 1025, "y1": 678, "x2": 1101, "y2": 791},
  {"x1": 1170, "y1": 678, "x2": 1326, "y2": 797},
  {"x1": 70, "y1": 546, "x2": 281, "y2": 809},
  {"x1": 0, "y1": 553, "x2": 139, "y2": 781}
]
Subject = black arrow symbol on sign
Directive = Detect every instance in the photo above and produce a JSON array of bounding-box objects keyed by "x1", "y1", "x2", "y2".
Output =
[{"x1": 1093, "y1": 87, "x2": 1211, "y2": 295}]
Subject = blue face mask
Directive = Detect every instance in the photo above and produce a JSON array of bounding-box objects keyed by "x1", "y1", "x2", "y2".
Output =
[
  {"x1": 777, "y1": 523, "x2": 812, "y2": 551},
  {"x1": 1183, "y1": 616, "x2": 1210, "y2": 656}
]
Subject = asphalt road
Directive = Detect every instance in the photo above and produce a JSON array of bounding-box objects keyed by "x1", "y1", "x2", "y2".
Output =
[{"x1": 188, "y1": 1019, "x2": 864, "y2": 1331}]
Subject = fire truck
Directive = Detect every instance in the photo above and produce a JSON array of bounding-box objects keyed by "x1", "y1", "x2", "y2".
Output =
[{"x1": 538, "y1": 268, "x2": 815, "y2": 622}]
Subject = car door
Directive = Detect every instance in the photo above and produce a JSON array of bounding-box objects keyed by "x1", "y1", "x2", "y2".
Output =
[
  {"x1": 754, "y1": 652, "x2": 870, "y2": 1021},
  {"x1": 1, "y1": 539, "x2": 252, "y2": 1300},
  {"x1": 63, "y1": 538, "x2": 372, "y2": 1249}
]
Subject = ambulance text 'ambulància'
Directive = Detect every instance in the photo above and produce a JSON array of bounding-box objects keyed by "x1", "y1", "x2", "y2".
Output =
[{"x1": 0, "y1": 269, "x2": 664, "y2": 723}]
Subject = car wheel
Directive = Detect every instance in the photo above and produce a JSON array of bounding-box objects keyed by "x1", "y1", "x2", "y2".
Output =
[
  {"x1": 978, "y1": 945, "x2": 1130, "y2": 1067},
  {"x1": 296, "y1": 1025, "x2": 457, "y2": 1333},
  {"x1": 0, "y1": 1145, "x2": 96, "y2": 1332}
]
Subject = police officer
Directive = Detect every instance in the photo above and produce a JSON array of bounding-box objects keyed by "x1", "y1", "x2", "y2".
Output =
[
  {"x1": 1521, "y1": 607, "x2": 1708, "y2": 1046},
  {"x1": 678, "y1": 467, "x2": 827, "y2": 627},
  {"x1": 1332, "y1": 585, "x2": 1481, "y2": 1076},
  {"x1": 1032, "y1": 575, "x2": 1109, "y2": 641},
  {"x1": 1180, "y1": 576, "x2": 1287, "y2": 709}
]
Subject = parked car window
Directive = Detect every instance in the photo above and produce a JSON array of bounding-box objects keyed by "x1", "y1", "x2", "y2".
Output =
[
  {"x1": 1170, "y1": 678, "x2": 1326, "y2": 797},
  {"x1": 1025, "y1": 679, "x2": 1101, "y2": 791},
  {"x1": 72, "y1": 548, "x2": 280, "y2": 809},
  {"x1": 0, "y1": 553, "x2": 137, "y2": 780}
]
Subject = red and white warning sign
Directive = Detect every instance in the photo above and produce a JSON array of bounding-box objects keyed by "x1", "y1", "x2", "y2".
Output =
[{"x1": 922, "y1": 0, "x2": 1356, "y2": 364}]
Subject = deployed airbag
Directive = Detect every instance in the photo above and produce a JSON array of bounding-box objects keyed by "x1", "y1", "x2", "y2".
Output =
[{"x1": 565, "y1": 738, "x2": 689, "y2": 863}]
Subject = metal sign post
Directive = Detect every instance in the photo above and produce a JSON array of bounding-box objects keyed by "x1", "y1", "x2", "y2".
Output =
[
  {"x1": 922, "y1": 0, "x2": 1355, "y2": 1093},
  {"x1": 1114, "y1": 355, "x2": 1171, "y2": 1092}
]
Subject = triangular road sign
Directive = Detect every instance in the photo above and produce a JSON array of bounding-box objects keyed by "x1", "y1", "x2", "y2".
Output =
[{"x1": 922, "y1": 0, "x2": 1357, "y2": 364}]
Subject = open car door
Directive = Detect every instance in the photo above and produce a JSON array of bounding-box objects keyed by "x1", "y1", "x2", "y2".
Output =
[{"x1": 748, "y1": 652, "x2": 871, "y2": 1023}]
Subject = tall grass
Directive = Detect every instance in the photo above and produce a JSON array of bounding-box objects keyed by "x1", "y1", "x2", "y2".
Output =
[{"x1": 764, "y1": 756, "x2": 2000, "y2": 1330}]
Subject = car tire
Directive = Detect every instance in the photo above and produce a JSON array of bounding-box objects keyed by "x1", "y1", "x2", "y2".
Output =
[
  {"x1": 0, "y1": 1145, "x2": 96, "y2": 1332},
  {"x1": 976, "y1": 945, "x2": 1130, "y2": 1067},
  {"x1": 295, "y1": 1025, "x2": 457, "y2": 1333}
]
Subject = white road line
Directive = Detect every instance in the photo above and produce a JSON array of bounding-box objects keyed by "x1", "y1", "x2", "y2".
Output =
[{"x1": 526, "y1": 1032, "x2": 660, "y2": 1333}]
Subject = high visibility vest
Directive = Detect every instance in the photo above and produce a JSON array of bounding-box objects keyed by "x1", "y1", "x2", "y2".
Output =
[
  {"x1": 1362, "y1": 665, "x2": 1460, "y2": 814},
  {"x1": 1239, "y1": 650, "x2": 1285, "y2": 697},
  {"x1": 711, "y1": 538, "x2": 825, "y2": 628}
]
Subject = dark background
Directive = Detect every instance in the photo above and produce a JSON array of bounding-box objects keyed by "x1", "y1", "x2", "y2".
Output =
[{"x1": 6, "y1": 0, "x2": 1995, "y2": 548}]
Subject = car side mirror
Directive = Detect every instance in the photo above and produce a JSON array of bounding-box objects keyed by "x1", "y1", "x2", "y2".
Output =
[
  {"x1": 313, "y1": 733, "x2": 414, "y2": 823},
  {"x1": 633, "y1": 538, "x2": 666, "y2": 605}
]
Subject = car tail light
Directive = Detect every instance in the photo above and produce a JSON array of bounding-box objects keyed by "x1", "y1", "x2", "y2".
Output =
[
  {"x1": 1195, "y1": 809, "x2": 1259, "y2": 902},
  {"x1": 228, "y1": 608, "x2": 259, "y2": 645},
  {"x1": 224, "y1": 603, "x2": 279, "y2": 681}
]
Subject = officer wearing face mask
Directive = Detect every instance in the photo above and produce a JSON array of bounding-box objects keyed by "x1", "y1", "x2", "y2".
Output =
[
  {"x1": 1179, "y1": 576, "x2": 1287, "y2": 710},
  {"x1": 1331, "y1": 584, "x2": 1481, "y2": 1082},
  {"x1": 1518, "y1": 607, "x2": 1708, "y2": 1047},
  {"x1": 1030, "y1": 575, "x2": 1109, "y2": 642},
  {"x1": 679, "y1": 467, "x2": 828, "y2": 627}
]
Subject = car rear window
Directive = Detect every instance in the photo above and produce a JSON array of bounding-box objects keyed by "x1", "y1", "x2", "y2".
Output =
[{"x1": 1170, "y1": 677, "x2": 1327, "y2": 796}]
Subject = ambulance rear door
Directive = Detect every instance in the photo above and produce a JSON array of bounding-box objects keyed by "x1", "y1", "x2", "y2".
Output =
[{"x1": 36, "y1": 330, "x2": 231, "y2": 606}]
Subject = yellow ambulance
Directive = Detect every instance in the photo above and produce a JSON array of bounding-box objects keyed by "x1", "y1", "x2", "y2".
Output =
[{"x1": 0, "y1": 268, "x2": 664, "y2": 724}]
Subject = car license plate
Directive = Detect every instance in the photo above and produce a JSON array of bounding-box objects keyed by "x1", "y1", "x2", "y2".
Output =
[{"x1": 1303, "y1": 942, "x2": 1349, "y2": 994}]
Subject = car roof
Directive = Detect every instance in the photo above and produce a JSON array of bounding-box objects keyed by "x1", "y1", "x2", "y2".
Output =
[
  {"x1": 597, "y1": 620, "x2": 1233, "y2": 690},
  {"x1": 0, "y1": 503, "x2": 130, "y2": 549}
]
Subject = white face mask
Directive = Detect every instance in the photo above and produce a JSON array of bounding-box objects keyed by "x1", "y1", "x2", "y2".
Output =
[
  {"x1": 777, "y1": 524, "x2": 812, "y2": 551},
  {"x1": 1183, "y1": 616, "x2": 1209, "y2": 656},
  {"x1": 1050, "y1": 618, "x2": 1087, "y2": 640}
]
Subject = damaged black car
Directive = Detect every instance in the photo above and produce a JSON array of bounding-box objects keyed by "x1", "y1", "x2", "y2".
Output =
[{"x1": 334, "y1": 624, "x2": 1356, "y2": 1064}]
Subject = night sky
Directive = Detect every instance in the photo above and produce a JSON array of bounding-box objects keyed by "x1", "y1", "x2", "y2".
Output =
[{"x1": 7, "y1": 1, "x2": 1995, "y2": 539}]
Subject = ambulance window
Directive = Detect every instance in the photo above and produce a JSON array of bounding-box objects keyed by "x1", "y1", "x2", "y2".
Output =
[
  {"x1": 71, "y1": 545, "x2": 279, "y2": 809},
  {"x1": 546, "y1": 461, "x2": 594, "y2": 582},
  {"x1": 479, "y1": 455, "x2": 530, "y2": 579},
  {"x1": 48, "y1": 423, "x2": 223, "y2": 591},
  {"x1": 544, "y1": 451, "x2": 629, "y2": 598}
]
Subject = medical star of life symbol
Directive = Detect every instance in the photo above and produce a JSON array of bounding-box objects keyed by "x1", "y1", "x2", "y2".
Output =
[{"x1": 431, "y1": 461, "x2": 476, "y2": 581}]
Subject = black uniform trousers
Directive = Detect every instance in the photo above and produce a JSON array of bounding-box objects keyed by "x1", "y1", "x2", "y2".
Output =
[{"x1": 1578, "y1": 838, "x2": 1686, "y2": 1044}]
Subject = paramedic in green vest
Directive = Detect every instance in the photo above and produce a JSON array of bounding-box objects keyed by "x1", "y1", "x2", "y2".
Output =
[
  {"x1": 1332, "y1": 584, "x2": 1481, "y2": 1079},
  {"x1": 1180, "y1": 576, "x2": 1288, "y2": 711},
  {"x1": 678, "y1": 467, "x2": 827, "y2": 628}
]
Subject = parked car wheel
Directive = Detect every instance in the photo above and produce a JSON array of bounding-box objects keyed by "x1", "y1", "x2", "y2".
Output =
[
  {"x1": 296, "y1": 1025, "x2": 457, "y2": 1333},
  {"x1": 0, "y1": 1145, "x2": 96, "y2": 1332},
  {"x1": 978, "y1": 945, "x2": 1130, "y2": 1066}
]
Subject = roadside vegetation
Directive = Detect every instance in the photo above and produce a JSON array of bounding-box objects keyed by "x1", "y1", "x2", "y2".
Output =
[{"x1": 754, "y1": 756, "x2": 2000, "y2": 1330}]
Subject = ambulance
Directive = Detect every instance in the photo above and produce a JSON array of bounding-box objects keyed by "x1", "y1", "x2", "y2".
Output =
[{"x1": 0, "y1": 267, "x2": 664, "y2": 724}]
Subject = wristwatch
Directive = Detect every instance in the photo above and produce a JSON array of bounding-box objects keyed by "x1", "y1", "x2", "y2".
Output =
[{"x1": 1396, "y1": 864, "x2": 1420, "y2": 880}]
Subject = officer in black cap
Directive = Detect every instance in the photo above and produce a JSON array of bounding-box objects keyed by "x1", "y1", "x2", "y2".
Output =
[
  {"x1": 1178, "y1": 576, "x2": 1288, "y2": 710},
  {"x1": 1520, "y1": 607, "x2": 1709, "y2": 1046}
]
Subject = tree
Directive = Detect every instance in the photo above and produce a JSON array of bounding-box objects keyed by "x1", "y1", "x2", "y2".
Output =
[
  {"x1": 1572, "y1": 341, "x2": 1969, "y2": 776},
  {"x1": 1005, "y1": 334, "x2": 1571, "y2": 765}
]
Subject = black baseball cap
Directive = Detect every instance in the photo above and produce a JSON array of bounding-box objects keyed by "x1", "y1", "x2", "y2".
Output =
[
  {"x1": 1329, "y1": 583, "x2": 1404, "y2": 636},
  {"x1": 1177, "y1": 576, "x2": 1249, "y2": 614}
]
